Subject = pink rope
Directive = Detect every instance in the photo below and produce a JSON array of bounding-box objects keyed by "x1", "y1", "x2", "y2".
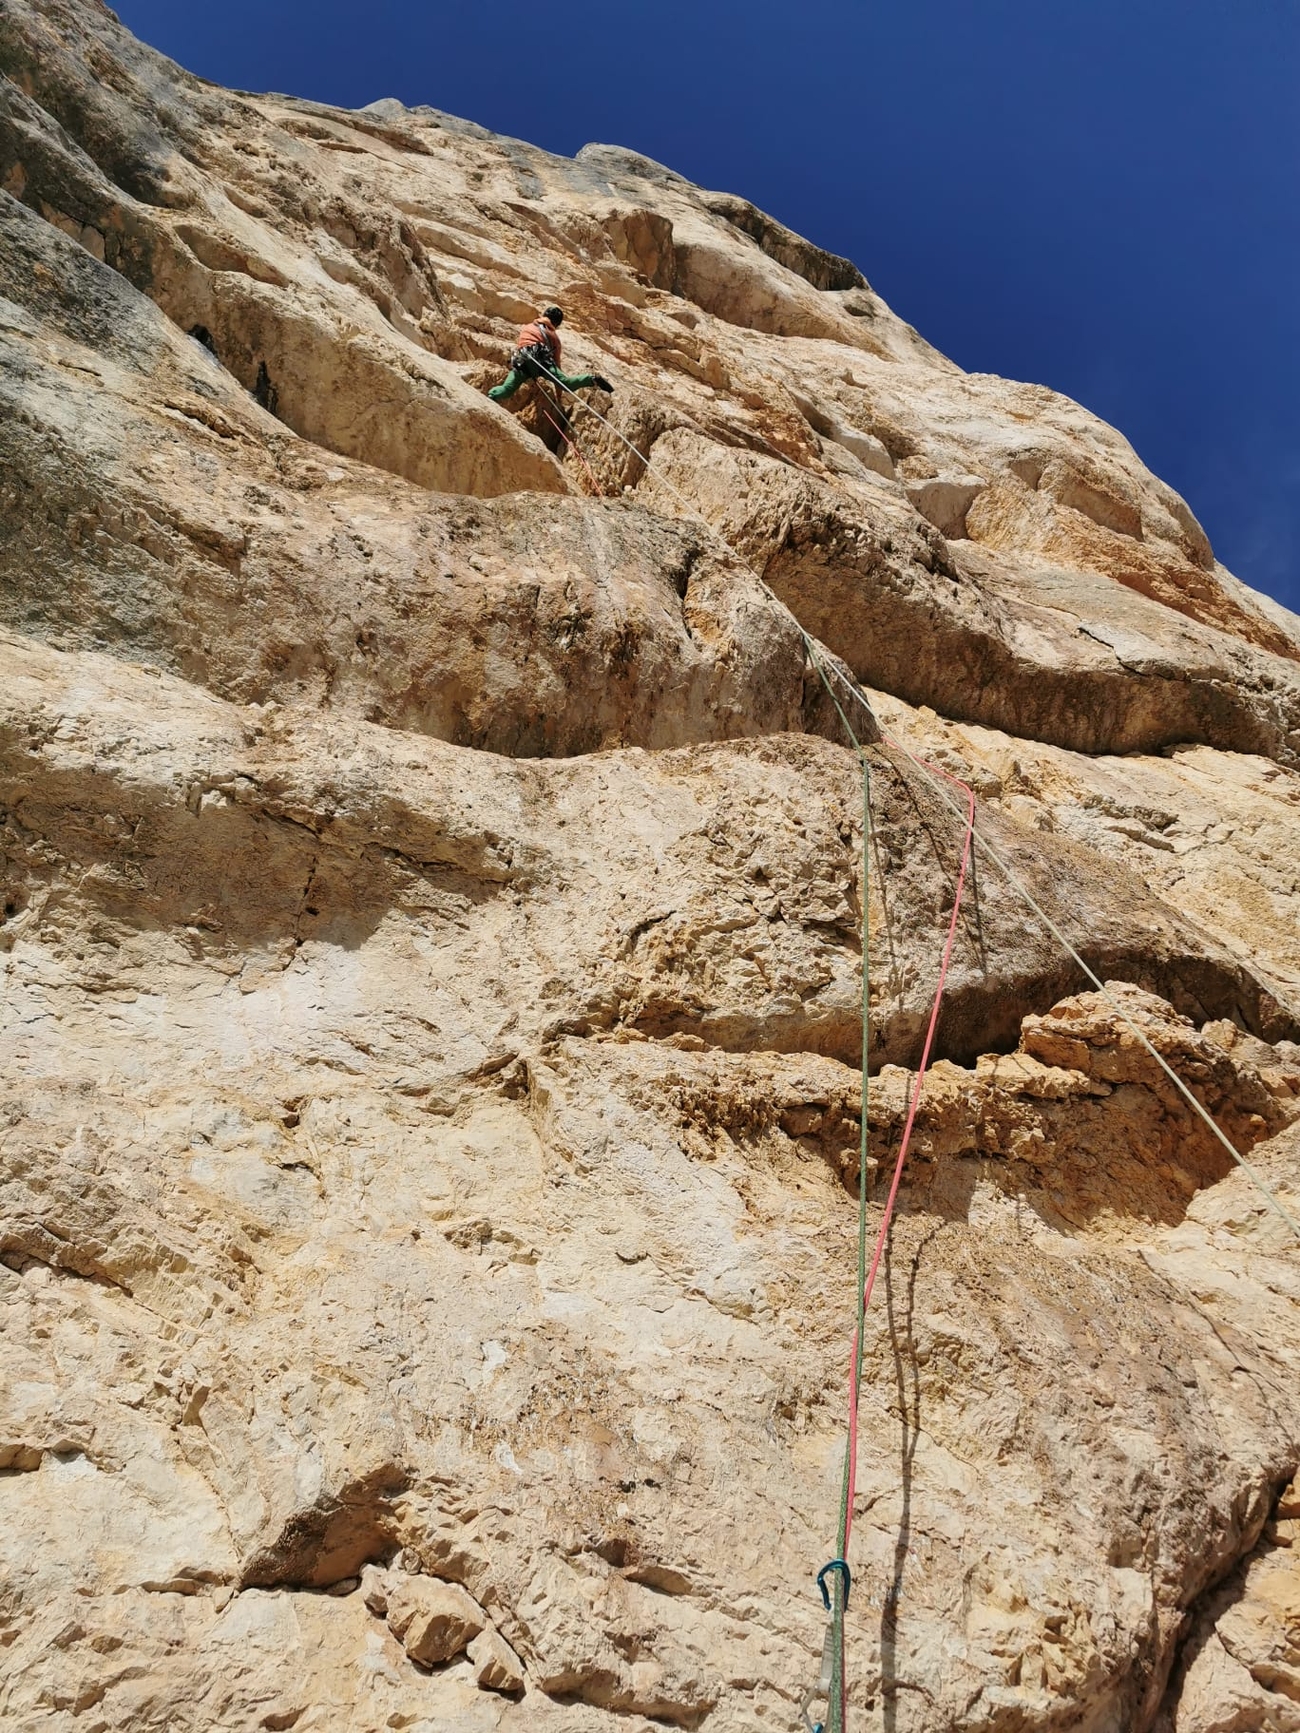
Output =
[
  {"x1": 843, "y1": 738, "x2": 976, "y2": 1551},
  {"x1": 535, "y1": 389, "x2": 606, "y2": 497}
]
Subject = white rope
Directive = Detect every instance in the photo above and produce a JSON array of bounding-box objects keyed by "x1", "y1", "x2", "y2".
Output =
[
  {"x1": 531, "y1": 364, "x2": 1300, "y2": 1245},
  {"x1": 847, "y1": 689, "x2": 1300, "y2": 1244}
]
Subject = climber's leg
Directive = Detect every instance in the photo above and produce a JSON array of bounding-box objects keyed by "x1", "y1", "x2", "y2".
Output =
[
  {"x1": 491, "y1": 362, "x2": 613, "y2": 403},
  {"x1": 488, "y1": 368, "x2": 527, "y2": 402},
  {"x1": 549, "y1": 369, "x2": 612, "y2": 394},
  {"x1": 540, "y1": 368, "x2": 615, "y2": 397}
]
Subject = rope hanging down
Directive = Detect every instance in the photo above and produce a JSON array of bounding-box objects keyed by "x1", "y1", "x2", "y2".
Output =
[
  {"x1": 518, "y1": 361, "x2": 1300, "y2": 1730},
  {"x1": 529, "y1": 361, "x2": 1300, "y2": 1249},
  {"x1": 534, "y1": 385, "x2": 608, "y2": 497},
  {"x1": 871, "y1": 718, "x2": 1300, "y2": 1245},
  {"x1": 535, "y1": 387, "x2": 985, "y2": 1726},
  {"x1": 799, "y1": 747, "x2": 975, "y2": 1733},
  {"x1": 842, "y1": 757, "x2": 975, "y2": 1550}
]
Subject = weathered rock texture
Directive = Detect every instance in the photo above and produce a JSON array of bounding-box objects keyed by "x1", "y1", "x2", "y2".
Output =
[{"x1": 2, "y1": 4, "x2": 1299, "y2": 1730}]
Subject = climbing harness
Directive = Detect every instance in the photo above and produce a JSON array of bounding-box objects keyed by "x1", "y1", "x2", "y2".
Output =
[
  {"x1": 510, "y1": 339, "x2": 559, "y2": 378},
  {"x1": 512, "y1": 314, "x2": 564, "y2": 375},
  {"x1": 522, "y1": 359, "x2": 1300, "y2": 1730}
]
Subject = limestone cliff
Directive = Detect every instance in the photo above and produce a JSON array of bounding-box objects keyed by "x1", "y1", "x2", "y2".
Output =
[{"x1": 2, "y1": 4, "x2": 1299, "y2": 1730}]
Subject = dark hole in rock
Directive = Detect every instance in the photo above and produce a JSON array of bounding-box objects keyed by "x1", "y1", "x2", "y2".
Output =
[{"x1": 253, "y1": 361, "x2": 279, "y2": 417}]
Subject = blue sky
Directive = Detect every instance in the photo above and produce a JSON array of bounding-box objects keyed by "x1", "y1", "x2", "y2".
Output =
[{"x1": 116, "y1": 0, "x2": 1300, "y2": 615}]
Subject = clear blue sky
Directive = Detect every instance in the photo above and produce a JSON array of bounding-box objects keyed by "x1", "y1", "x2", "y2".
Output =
[{"x1": 116, "y1": 0, "x2": 1300, "y2": 615}]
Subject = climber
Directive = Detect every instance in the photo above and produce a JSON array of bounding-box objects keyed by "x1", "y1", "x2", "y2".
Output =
[{"x1": 488, "y1": 306, "x2": 613, "y2": 403}]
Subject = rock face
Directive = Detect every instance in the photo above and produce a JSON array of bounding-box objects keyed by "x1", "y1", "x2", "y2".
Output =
[
  {"x1": 1, "y1": 4, "x2": 1299, "y2": 1730},
  {"x1": 1159, "y1": 1473, "x2": 1300, "y2": 1733}
]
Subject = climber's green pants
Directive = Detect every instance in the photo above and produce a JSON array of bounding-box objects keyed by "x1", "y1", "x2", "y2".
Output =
[{"x1": 488, "y1": 365, "x2": 601, "y2": 403}]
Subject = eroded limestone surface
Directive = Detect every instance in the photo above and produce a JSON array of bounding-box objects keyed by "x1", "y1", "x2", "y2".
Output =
[{"x1": 2, "y1": 3, "x2": 1300, "y2": 1730}]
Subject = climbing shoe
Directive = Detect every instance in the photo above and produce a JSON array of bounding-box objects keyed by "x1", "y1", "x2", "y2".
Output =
[{"x1": 591, "y1": 375, "x2": 614, "y2": 395}]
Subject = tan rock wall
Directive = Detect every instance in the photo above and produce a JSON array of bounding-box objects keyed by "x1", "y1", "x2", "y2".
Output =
[{"x1": 2, "y1": 4, "x2": 1300, "y2": 1730}]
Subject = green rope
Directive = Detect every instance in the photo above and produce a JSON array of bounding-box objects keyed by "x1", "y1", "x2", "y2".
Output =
[
  {"x1": 527, "y1": 375, "x2": 886, "y2": 1726},
  {"x1": 828, "y1": 1571, "x2": 847, "y2": 1733},
  {"x1": 532, "y1": 370, "x2": 1300, "y2": 1733},
  {"x1": 825, "y1": 758, "x2": 871, "y2": 1733}
]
